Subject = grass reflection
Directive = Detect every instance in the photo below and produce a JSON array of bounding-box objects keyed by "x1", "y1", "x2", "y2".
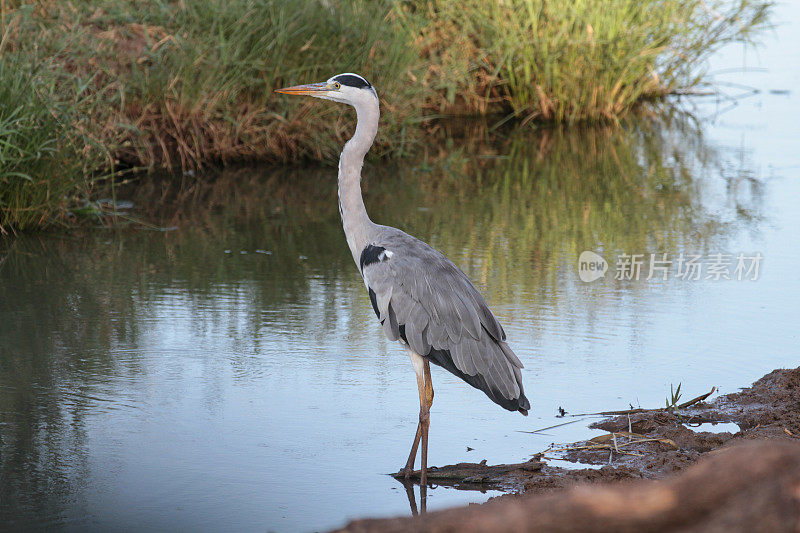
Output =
[{"x1": 0, "y1": 113, "x2": 764, "y2": 525}]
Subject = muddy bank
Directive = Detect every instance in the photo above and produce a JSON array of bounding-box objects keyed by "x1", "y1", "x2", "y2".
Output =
[
  {"x1": 337, "y1": 367, "x2": 800, "y2": 531},
  {"x1": 558, "y1": 366, "x2": 800, "y2": 481},
  {"x1": 342, "y1": 441, "x2": 800, "y2": 532}
]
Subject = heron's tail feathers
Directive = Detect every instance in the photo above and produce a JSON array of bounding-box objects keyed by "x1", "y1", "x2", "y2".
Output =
[
  {"x1": 500, "y1": 342, "x2": 530, "y2": 415},
  {"x1": 427, "y1": 340, "x2": 531, "y2": 415},
  {"x1": 517, "y1": 393, "x2": 530, "y2": 416}
]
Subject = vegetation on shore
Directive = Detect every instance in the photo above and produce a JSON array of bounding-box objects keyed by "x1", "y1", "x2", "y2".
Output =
[
  {"x1": 411, "y1": 0, "x2": 772, "y2": 121},
  {"x1": 0, "y1": 0, "x2": 772, "y2": 232}
]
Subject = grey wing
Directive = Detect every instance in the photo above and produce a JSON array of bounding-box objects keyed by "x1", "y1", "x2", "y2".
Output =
[{"x1": 361, "y1": 231, "x2": 530, "y2": 414}]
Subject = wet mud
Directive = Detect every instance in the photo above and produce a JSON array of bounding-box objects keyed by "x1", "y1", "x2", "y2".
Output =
[
  {"x1": 344, "y1": 440, "x2": 800, "y2": 532},
  {"x1": 399, "y1": 367, "x2": 800, "y2": 492},
  {"x1": 343, "y1": 367, "x2": 800, "y2": 531}
]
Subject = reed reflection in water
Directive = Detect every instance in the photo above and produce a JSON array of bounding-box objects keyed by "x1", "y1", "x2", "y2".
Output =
[{"x1": 0, "y1": 112, "x2": 787, "y2": 532}]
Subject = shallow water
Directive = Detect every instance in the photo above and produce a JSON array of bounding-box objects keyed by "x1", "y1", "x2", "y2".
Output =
[{"x1": 2, "y1": 4, "x2": 800, "y2": 532}]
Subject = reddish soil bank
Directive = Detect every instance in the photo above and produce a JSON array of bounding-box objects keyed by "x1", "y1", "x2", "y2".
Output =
[{"x1": 336, "y1": 367, "x2": 800, "y2": 532}]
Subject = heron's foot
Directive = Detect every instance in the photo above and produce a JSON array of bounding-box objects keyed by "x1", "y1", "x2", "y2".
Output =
[{"x1": 395, "y1": 466, "x2": 416, "y2": 479}]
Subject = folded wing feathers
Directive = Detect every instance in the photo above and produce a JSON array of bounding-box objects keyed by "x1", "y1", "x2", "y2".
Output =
[
  {"x1": 362, "y1": 230, "x2": 525, "y2": 405},
  {"x1": 405, "y1": 302, "x2": 430, "y2": 356},
  {"x1": 500, "y1": 340, "x2": 524, "y2": 369},
  {"x1": 383, "y1": 300, "x2": 401, "y2": 341}
]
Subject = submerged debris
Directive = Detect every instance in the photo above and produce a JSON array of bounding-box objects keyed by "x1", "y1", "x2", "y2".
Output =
[{"x1": 393, "y1": 458, "x2": 543, "y2": 490}]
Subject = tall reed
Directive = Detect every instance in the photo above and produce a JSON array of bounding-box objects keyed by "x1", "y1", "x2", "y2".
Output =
[
  {"x1": 406, "y1": 0, "x2": 772, "y2": 121},
  {"x1": 0, "y1": 55, "x2": 104, "y2": 233},
  {"x1": 0, "y1": 0, "x2": 773, "y2": 232}
]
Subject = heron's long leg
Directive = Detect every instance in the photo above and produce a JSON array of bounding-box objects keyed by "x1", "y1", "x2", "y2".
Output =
[
  {"x1": 403, "y1": 360, "x2": 434, "y2": 476},
  {"x1": 424, "y1": 359, "x2": 434, "y2": 407},
  {"x1": 419, "y1": 359, "x2": 432, "y2": 512},
  {"x1": 418, "y1": 368, "x2": 429, "y2": 487},
  {"x1": 403, "y1": 416, "x2": 423, "y2": 475}
]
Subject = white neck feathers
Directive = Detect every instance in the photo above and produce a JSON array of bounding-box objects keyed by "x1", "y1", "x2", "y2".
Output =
[{"x1": 338, "y1": 95, "x2": 379, "y2": 265}]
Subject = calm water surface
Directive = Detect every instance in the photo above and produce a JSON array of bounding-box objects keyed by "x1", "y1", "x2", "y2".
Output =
[{"x1": 2, "y1": 5, "x2": 800, "y2": 532}]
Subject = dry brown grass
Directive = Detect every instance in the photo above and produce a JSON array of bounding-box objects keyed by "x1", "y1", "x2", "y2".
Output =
[{"x1": 0, "y1": 0, "x2": 773, "y2": 232}]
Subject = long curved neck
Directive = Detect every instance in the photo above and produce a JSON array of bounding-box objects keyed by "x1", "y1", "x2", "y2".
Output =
[{"x1": 339, "y1": 97, "x2": 379, "y2": 265}]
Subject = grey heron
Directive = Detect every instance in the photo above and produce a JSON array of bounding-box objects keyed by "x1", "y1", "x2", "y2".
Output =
[{"x1": 277, "y1": 73, "x2": 530, "y2": 494}]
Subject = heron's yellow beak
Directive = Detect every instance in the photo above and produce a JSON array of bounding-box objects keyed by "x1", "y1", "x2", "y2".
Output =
[{"x1": 275, "y1": 82, "x2": 331, "y2": 96}]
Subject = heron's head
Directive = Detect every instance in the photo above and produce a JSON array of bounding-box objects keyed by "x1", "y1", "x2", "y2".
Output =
[{"x1": 275, "y1": 73, "x2": 377, "y2": 107}]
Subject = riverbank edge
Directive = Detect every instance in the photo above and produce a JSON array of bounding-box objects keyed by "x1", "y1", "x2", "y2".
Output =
[
  {"x1": 0, "y1": 0, "x2": 773, "y2": 232},
  {"x1": 336, "y1": 366, "x2": 800, "y2": 531}
]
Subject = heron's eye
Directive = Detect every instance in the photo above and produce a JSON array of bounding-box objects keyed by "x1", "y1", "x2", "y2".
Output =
[{"x1": 332, "y1": 81, "x2": 341, "y2": 90}]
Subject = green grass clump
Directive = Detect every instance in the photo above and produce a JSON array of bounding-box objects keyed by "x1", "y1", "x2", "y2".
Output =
[
  {"x1": 4, "y1": 0, "x2": 419, "y2": 169},
  {"x1": 407, "y1": 0, "x2": 772, "y2": 121},
  {"x1": 0, "y1": 55, "x2": 104, "y2": 233}
]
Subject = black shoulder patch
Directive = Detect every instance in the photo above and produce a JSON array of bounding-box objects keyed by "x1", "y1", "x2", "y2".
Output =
[
  {"x1": 334, "y1": 74, "x2": 372, "y2": 89},
  {"x1": 359, "y1": 244, "x2": 386, "y2": 272}
]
